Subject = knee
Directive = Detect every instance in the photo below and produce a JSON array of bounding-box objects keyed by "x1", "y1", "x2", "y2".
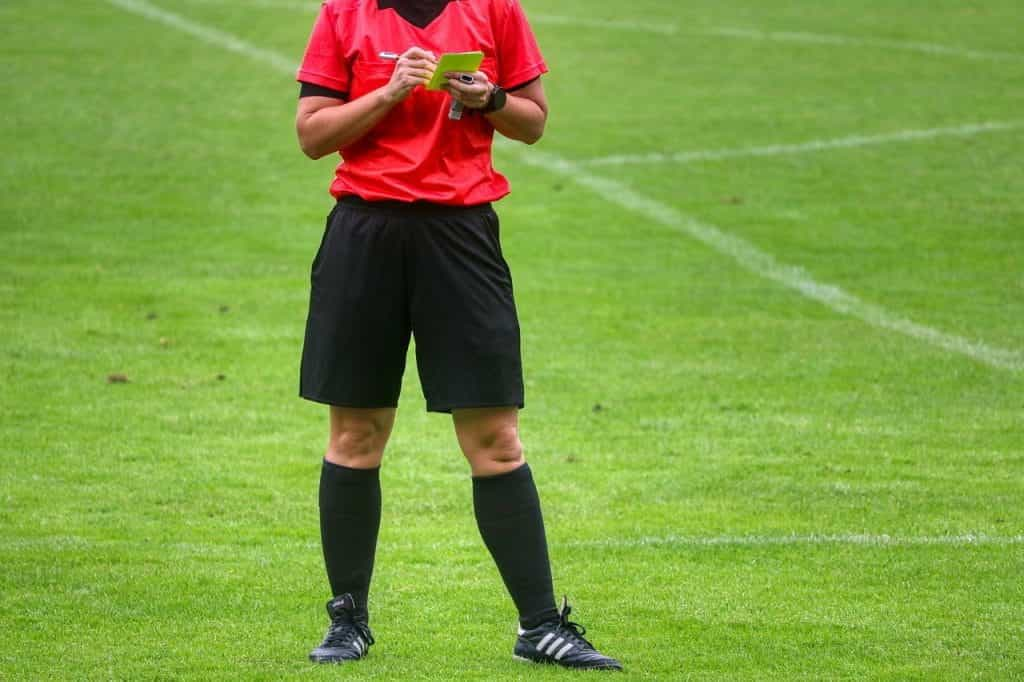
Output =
[
  {"x1": 467, "y1": 424, "x2": 524, "y2": 469},
  {"x1": 326, "y1": 417, "x2": 388, "y2": 467}
]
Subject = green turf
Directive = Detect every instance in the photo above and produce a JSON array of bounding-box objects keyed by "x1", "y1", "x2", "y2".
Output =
[{"x1": 2, "y1": 0, "x2": 1023, "y2": 679}]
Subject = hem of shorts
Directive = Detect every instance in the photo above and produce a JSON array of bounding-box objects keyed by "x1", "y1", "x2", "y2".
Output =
[
  {"x1": 426, "y1": 401, "x2": 525, "y2": 414},
  {"x1": 299, "y1": 391, "x2": 399, "y2": 409}
]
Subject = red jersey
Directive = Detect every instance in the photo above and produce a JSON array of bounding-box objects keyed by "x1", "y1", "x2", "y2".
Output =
[{"x1": 297, "y1": 0, "x2": 548, "y2": 205}]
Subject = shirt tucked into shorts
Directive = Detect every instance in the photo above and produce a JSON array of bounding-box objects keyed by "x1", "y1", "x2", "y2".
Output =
[{"x1": 296, "y1": 0, "x2": 545, "y2": 412}]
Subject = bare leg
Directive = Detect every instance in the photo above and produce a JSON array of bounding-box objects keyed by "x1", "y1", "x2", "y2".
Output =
[
  {"x1": 325, "y1": 406, "x2": 396, "y2": 468},
  {"x1": 452, "y1": 406, "x2": 524, "y2": 477}
]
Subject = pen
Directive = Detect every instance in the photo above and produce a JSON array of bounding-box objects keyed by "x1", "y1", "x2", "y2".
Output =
[
  {"x1": 382, "y1": 52, "x2": 473, "y2": 83},
  {"x1": 378, "y1": 50, "x2": 467, "y2": 121}
]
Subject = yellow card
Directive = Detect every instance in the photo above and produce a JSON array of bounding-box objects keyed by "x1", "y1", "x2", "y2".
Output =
[{"x1": 425, "y1": 51, "x2": 485, "y2": 91}]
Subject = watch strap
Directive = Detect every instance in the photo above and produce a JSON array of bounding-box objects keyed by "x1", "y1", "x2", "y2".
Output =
[{"x1": 482, "y1": 84, "x2": 507, "y2": 114}]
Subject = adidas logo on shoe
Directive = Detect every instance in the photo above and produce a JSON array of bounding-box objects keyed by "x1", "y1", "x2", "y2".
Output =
[
  {"x1": 309, "y1": 593, "x2": 374, "y2": 664},
  {"x1": 513, "y1": 597, "x2": 622, "y2": 671}
]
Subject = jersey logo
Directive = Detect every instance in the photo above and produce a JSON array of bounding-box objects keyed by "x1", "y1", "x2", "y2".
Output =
[{"x1": 378, "y1": 0, "x2": 457, "y2": 29}]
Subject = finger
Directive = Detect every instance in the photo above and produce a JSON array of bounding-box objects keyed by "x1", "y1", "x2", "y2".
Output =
[
  {"x1": 443, "y1": 72, "x2": 478, "y2": 88},
  {"x1": 401, "y1": 46, "x2": 437, "y2": 63},
  {"x1": 448, "y1": 80, "x2": 491, "y2": 105},
  {"x1": 445, "y1": 77, "x2": 476, "y2": 95},
  {"x1": 402, "y1": 59, "x2": 437, "y2": 71},
  {"x1": 466, "y1": 71, "x2": 490, "y2": 88},
  {"x1": 400, "y1": 68, "x2": 435, "y2": 81},
  {"x1": 401, "y1": 76, "x2": 431, "y2": 89}
]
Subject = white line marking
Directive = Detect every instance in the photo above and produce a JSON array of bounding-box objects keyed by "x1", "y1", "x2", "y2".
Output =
[
  {"x1": 105, "y1": 0, "x2": 1024, "y2": 373},
  {"x1": 6, "y1": 533, "x2": 1023, "y2": 554},
  {"x1": 516, "y1": 150, "x2": 1024, "y2": 372},
  {"x1": 381, "y1": 533, "x2": 1024, "y2": 550},
  {"x1": 144, "y1": 0, "x2": 1023, "y2": 60},
  {"x1": 105, "y1": 0, "x2": 298, "y2": 75},
  {"x1": 565, "y1": 533, "x2": 1024, "y2": 549},
  {"x1": 179, "y1": 0, "x2": 682, "y2": 34},
  {"x1": 579, "y1": 121, "x2": 1024, "y2": 167},
  {"x1": 710, "y1": 27, "x2": 1024, "y2": 63}
]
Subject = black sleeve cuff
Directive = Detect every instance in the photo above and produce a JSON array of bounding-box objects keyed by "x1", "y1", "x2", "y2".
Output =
[
  {"x1": 299, "y1": 81, "x2": 348, "y2": 100},
  {"x1": 507, "y1": 76, "x2": 539, "y2": 92}
]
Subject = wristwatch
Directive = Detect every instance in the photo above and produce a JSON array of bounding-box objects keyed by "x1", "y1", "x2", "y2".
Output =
[{"x1": 481, "y1": 84, "x2": 507, "y2": 114}]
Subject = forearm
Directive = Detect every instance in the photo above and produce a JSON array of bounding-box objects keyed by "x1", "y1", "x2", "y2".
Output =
[
  {"x1": 486, "y1": 93, "x2": 546, "y2": 145},
  {"x1": 297, "y1": 48, "x2": 438, "y2": 159},
  {"x1": 296, "y1": 89, "x2": 396, "y2": 159}
]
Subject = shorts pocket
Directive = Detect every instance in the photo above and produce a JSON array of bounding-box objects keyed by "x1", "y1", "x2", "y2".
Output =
[
  {"x1": 310, "y1": 204, "x2": 339, "y2": 283},
  {"x1": 483, "y1": 208, "x2": 505, "y2": 256}
]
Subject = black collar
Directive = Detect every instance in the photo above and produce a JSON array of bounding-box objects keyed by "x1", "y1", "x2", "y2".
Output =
[{"x1": 378, "y1": 0, "x2": 456, "y2": 29}]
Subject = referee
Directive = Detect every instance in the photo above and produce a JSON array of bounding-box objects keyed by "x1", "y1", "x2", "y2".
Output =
[{"x1": 294, "y1": 0, "x2": 621, "y2": 671}]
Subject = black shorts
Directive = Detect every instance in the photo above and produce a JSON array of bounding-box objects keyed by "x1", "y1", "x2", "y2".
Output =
[{"x1": 299, "y1": 196, "x2": 524, "y2": 413}]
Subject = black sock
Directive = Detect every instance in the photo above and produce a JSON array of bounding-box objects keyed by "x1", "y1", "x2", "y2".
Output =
[
  {"x1": 319, "y1": 459, "x2": 381, "y2": 616},
  {"x1": 472, "y1": 463, "x2": 558, "y2": 629}
]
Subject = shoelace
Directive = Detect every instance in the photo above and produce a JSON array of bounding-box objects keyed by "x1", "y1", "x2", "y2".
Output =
[
  {"x1": 552, "y1": 603, "x2": 594, "y2": 651},
  {"x1": 324, "y1": 615, "x2": 374, "y2": 649}
]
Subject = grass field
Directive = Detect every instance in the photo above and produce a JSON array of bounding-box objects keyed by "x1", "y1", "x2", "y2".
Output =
[{"x1": 2, "y1": 0, "x2": 1023, "y2": 679}]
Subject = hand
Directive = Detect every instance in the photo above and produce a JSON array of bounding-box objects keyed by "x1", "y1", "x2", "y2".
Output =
[
  {"x1": 382, "y1": 47, "x2": 437, "y2": 104},
  {"x1": 442, "y1": 71, "x2": 493, "y2": 110}
]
